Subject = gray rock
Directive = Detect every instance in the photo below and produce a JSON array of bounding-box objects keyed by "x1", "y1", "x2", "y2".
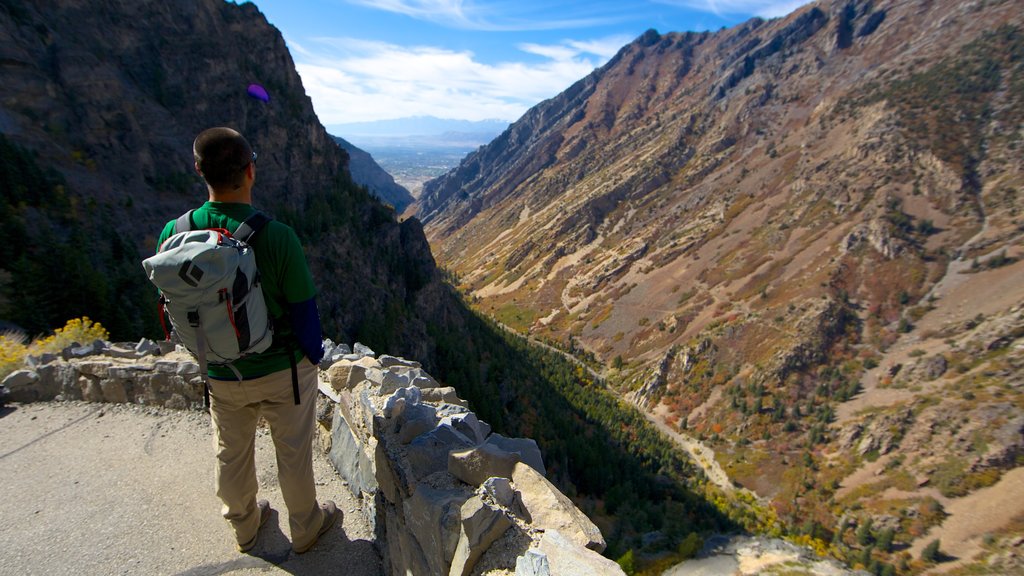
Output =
[
  {"x1": 483, "y1": 477, "x2": 516, "y2": 508},
  {"x1": 485, "y1": 434, "x2": 545, "y2": 476},
  {"x1": 422, "y1": 387, "x2": 469, "y2": 407},
  {"x1": 411, "y1": 374, "x2": 439, "y2": 389},
  {"x1": 153, "y1": 361, "x2": 179, "y2": 373},
  {"x1": 443, "y1": 412, "x2": 490, "y2": 445},
  {"x1": 105, "y1": 346, "x2": 141, "y2": 359},
  {"x1": 381, "y1": 370, "x2": 412, "y2": 394},
  {"x1": 3, "y1": 369, "x2": 39, "y2": 390},
  {"x1": 397, "y1": 405, "x2": 439, "y2": 444},
  {"x1": 921, "y1": 354, "x2": 947, "y2": 380},
  {"x1": 135, "y1": 338, "x2": 159, "y2": 356},
  {"x1": 450, "y1": 495, "x2": 512, "y2": 576},
  {"x1": 404, "y1": 485, "x2": 469, "y2": 576},
  {"x1": 449, "y1": 443, "x2": 520, "y2": 487},
  {"x1": 535, "y1": 530, "x2": 624, "y2": 575},
  {"x1": 379, "y1": 355, "x2": 421, "y2": 369},
  {"x1": 100, "y1": 379, "x2": 128, "y2": 403},
  {"x1": 407, "y1": 424, "x2": 475, "y2": 480},
  {"x1": 326, "y1": 358, "x2": 379, "y2": 392},
  {"x1": 516, "y1": 549, "x2": 550, "y2": 576},
  {"x1": 329, "y1": 411, "x2": 377, "y2": 495},
  {"x1": 25, "y1": 353, "x2": 58, "y2": 367},
  {"x1": 512, "y1": 463, "x2": 605, "y2": 552},
  {"x1": 176, "y1": 362, "x2": 200, "y2": 376},
  {"x1": 354, "y1": 342, "x2": 376, "y2": 358}
]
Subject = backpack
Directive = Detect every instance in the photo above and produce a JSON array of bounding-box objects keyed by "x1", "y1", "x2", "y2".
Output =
[{"x1": 142, "y1": 210, "x2": 274, "y2": 383}]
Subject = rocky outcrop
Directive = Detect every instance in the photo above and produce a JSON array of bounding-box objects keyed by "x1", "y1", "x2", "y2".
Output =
[{"x1": 320, "y1": 350, "x2": 621, "y2": 576}]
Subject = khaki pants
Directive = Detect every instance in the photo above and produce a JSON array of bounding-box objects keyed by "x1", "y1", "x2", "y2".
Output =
[{"x1": 208, "y1": 360, "x2": 325, "y2": 550}]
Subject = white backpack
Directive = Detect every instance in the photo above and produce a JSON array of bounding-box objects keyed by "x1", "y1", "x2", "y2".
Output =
[{"x1": 142, "y1": 210, "x2": 273, "y2": 382}]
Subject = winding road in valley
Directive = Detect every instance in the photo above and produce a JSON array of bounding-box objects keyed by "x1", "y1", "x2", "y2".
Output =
[{"x1": 493, "y1": 319, "x2": 739, "y2": 494}]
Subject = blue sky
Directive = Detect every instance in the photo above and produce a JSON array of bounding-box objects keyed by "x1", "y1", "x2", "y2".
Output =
[{"x1": 249, "y1": 0, "x2": 812, "y2": 128}]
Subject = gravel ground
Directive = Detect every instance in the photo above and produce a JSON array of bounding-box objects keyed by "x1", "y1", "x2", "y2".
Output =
[{"x1": 0, "y1": 401, "x2": 383, "y2": 576}]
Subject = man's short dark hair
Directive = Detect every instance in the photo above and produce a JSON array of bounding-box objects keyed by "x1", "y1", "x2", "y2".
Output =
[{"x1": 193, "y1": 127, "x2": 254, "y2": 189}]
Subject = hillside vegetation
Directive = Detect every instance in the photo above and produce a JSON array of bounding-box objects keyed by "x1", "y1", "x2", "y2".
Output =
[{"x1": 419, "y1": 0, "x2": 1024, "y2": 572}]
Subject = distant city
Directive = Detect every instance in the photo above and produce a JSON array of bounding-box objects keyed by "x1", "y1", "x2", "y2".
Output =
[{"x1": 330, "y1": 117, "x2": 508, "y2": 197}]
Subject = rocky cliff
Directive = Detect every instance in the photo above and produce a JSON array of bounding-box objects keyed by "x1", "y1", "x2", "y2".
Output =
[
  {"x1": 0, "y1": 0, "x2": 446, "y2": 359},
  {"x1": 334, "y1": 136, "x2": 415, "y2": 213},
  {"x1": 418, "y1": 0, "x2": 1024, "y2": 570}
]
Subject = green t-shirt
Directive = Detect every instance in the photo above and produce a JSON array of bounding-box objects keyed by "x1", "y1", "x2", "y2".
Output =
[{"x1": 157, "y1": 201, "x2": 315, "y2": 379}]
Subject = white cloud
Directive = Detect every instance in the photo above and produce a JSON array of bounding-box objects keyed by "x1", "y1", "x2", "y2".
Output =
[
  {"x1": 292, "y1": 35, "x2": 625, "y2": 123},
  {"x1": 654, "y1": 0, "x2": 811, "y2": 19},
  {"x1": 344, "y1": 0, "x2": 631, "y2": 31}
]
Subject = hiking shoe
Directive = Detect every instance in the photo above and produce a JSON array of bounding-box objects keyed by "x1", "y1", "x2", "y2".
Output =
[
  {"x1": 237, "y1": 499, "x2": 273, "y2": 553},
  {"x1": 293, "y1": 501, "x2": 340, "y2": 554}
]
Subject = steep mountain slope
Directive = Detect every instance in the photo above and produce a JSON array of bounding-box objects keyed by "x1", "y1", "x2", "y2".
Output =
[
  {"x1": 0, "y1": 0, "x2": 442, "y2": 356},
  {"x1": 0, "y1": 0, "x2": 756, "y2": 563},
  {"x1": 333, "y1": 135, "x2": 415, "y2": 212},
  {"x1": 420, "y1": 0, "x2": 1024, "y2": 570}
]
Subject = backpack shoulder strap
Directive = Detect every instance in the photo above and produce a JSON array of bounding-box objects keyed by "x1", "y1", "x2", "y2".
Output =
[
  {"x1": 233, "y1": 211, "x2": 272, "y2": 244},
  {"x1": 174, "y1": 210, "x2": 196, "y2": 234}
]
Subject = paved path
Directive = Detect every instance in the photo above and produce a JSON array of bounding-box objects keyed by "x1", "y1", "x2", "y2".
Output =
[{"x1": 0, "y1": 402, "x2": 383, "y2": 576}]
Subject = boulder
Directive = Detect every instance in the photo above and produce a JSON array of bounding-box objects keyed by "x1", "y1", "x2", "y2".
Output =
[
  {"x1": 449, "y1": 443, "x2": 520, "y2": 487},
  {"x1": 326, "y1": 356, "x2": 380, "y2": 392},
  {"x1": 329, "y1": 411, "x2": 377, "y2": 495},
  {"x1": 404, "y1": 485, "x2": 469, "y2": 576},
  {"x1": 381, "y1": 370, "x2": 413, "y2": 394},
  {"x1": 483, "y1": 477, "x2": 516, "y2": 508},
  {"x1": 4, "y1": 369, "x2": 40, "y2": 402},
  {"x1": 407, "y1": 424, "x2": 475, "y2": 480},
  {"x1": 449, "y1": 496, "x2": 512, "y2": 576},
  {"x1": 516, "y1": 549, "x2": 551, "y2": 576},
  {"x1": 421, "y1": 387, "x2": 468, "y2": 407},
  {"x1": 353, "y1": 342, "x2": 376, "y2": 358},
  {"x1": 921, "y1": 354, "x2": 947, "y2": 380},
  {"x1": 512, "y1": 463, "x2": 605, "y2": 552},
  {"x1": 486, "y1": 434, "x2": 545, "y2": 476},
  {"x1": 443, "y1": 412, "x2": 490, "y2": 445},
  {"x1": 397, "y1": 403, "x2": 439, "y2": 444},
  {"x1": 532, "y1": 530, "x2": 624, "y2": 575}
]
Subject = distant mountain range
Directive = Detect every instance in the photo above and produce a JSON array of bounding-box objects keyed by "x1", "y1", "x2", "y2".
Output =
[{"x1": 328, "y1": 116, "x2": 510, "y2": 139}]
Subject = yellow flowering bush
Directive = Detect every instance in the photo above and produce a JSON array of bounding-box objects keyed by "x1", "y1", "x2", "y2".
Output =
[
  {"x1": 0, "y1": 331, "x2": 28, "y2": 381},
  {"x1": 27, "y1": 317, "x2": 109, "y2": 357}
]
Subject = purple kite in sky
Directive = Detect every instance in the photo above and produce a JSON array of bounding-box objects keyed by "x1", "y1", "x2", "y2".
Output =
[{"x1": 246, "y1": 84, "x2": 270, "y2": 102}]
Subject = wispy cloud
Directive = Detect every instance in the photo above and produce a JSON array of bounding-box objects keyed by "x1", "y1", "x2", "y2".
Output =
[
  {"x1": 344, "y1": 0, "x2": 633, "y2": 31},
  {"x1": 291, "y1": 34, "x2": 628, "y2": 124},
  {"x1": 654, "y1": 0, "x2": 810, "y2": 19}
]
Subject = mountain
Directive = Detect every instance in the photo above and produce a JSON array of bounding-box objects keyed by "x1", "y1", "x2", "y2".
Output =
[
  {"x1": 0, "y1": 0, "x2": 447, "y2": 360},
  {"x1": 0, "y1": 0, "x2": 754, "y2": 564},
  {"x1": 329, "y1": 116, "x2": 510, "y2": 139},
  {"x1": 419, "y1": 0, "x2": 1024, "y2": 570},
  {"x1": 333, "y1": 135, "x2": 415, "y2": 212}
]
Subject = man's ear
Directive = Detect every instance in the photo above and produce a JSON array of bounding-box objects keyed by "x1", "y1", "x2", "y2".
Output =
[{"x1": 194, "y1": 162, "x2": 203, "y2": 176}]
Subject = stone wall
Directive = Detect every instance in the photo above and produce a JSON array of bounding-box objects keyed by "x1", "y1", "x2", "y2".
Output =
[
  {"x1": 1, "y1": 340, "x2": 203, "y2": 408},
  {"x1": 1, "y1": 340, "x2": 625, "y2": 576},
  {"x1": 320, "y1": 348, "x2": 624, "y2": 576}
]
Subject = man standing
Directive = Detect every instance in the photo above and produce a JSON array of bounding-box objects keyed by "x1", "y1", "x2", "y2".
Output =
[{"x1": 156, "y1": 127, "x2": 338, "y2": 554}]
